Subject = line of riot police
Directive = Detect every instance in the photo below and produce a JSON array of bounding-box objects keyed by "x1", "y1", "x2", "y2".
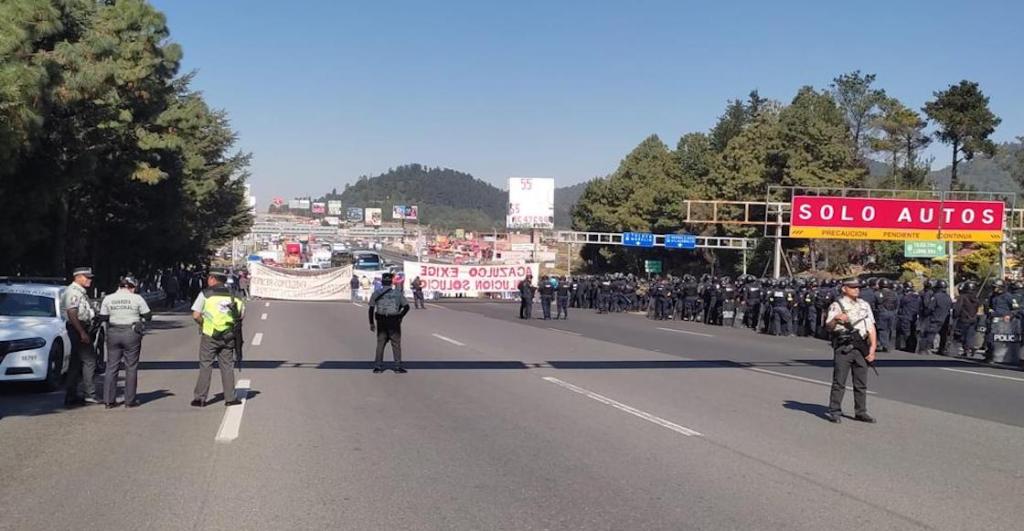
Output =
[{"x1": 561, "y1": 273, "x2": 1023, "y2": 366}]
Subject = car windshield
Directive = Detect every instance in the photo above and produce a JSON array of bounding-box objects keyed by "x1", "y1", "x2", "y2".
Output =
[{"x1": 0, "y1": 292, "x2": 57, "y2": 317}]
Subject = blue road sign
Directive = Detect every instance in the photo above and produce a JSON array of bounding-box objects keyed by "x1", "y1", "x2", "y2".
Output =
[
  {"x1": 664, "y1": 234, "x2": 696, "y2": 250},
  {"x1": 622, "y1": 232, "x2": 655, "y2": 247}
]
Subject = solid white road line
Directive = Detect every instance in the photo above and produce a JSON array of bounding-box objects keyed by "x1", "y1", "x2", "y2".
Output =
[
  {"x1": 215, "y1": 379, "x2": 251, "y2": 443},
  {"x1": 940, "y1": 367, "x2": 1024, "y2": 383},
  {"x1": 353, "y1": 302, "x2": 365, "y2": 308},
  {"x1": 431, "y1": 333, "x2": 465, "y2": 347},
  {"x1": 747, "y1": 367, "x2": 877, "y2": 395},
  {"x1": 547, "y1": 327, "x2": 582, "y2": 336},
  {"x1": 251, "y1": 333, "x2": 263, "y2": 346},
  {"x1": 260, "y1": 313, "x2": 268, "y2": 320},
  {"x1": 656, "y1": 327, "x2": 714, "y2": 338},
  {"x1": 426, "y1": 303, "x2": 448, "y2": 310},
  {"x1": 543, "y1": 377, "x2": 702, "y2": 437}
]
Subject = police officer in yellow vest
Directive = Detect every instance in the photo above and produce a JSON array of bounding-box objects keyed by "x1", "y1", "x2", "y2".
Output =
[{"x1": 190, "y1": 269, "x2": 245, "y2": 407}]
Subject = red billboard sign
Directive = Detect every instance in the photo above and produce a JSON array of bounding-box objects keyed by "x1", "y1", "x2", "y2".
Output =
[{"x1": 789, "y1": 196, "x2": 1005, "y2": 242}]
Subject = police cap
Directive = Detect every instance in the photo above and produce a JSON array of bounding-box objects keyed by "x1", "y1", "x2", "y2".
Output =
[
  {"x1": 72, "y1": 267, "x2": 95, "y2": 278},
  {"x1": 208, "y1": 268, "x2": 230, "y2": 281},
  {"x1": 381, "y1": 272, "x2": 394, "y2": 284},
  {"x1": 841, "y1": 279, "x2": 862, "y2": 289},
  {"x1": 119, "y1": 276, "x2": 138, "y2": 288}
]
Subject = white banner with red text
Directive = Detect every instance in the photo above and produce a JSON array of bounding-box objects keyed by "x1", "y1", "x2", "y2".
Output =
[
  {"x1": 402, "y1": 262, "x2": 539, "y2": 295},
  {"x1": 250, "y1": 262, "x2": 354, "y2": 301}
]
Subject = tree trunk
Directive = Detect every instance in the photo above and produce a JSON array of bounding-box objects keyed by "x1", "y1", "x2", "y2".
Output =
[
  {"x1": 950, "y1": 138, "x2": 960, "y2": 190},
  {"x1": 52, "y1": 192, "x2": 69, "y2": 277}
]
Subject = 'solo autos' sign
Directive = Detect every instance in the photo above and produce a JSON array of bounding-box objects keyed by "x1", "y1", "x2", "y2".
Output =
[{"x1": 789, "y1": 196, "x2": 1005, "y2": 242}]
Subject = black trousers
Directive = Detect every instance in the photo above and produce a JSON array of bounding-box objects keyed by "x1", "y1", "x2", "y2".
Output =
[
  {"x1": 828, "y1": 348, "x2": 868, "y2": 416},
  {"x1": 413, "y1": 290, "x2": 425, "y2": 309},
  {"x1": 374, "y1": 322, "x2": 402, "y2": 367},
  {"x1": 520, "y1": 297, "x2": 533, "y2": 319},
  {"x1": 541, "y1": 296, "x2": 552, "y2": 319},
  {"x1": 556, "y1": 296, "x2": 568, "y2": 319}
]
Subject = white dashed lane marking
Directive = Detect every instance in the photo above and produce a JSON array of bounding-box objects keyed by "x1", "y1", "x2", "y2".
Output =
[
  {"x1": 747, "y1": 367, "x2": 877, "y2": 394},
  {"x1": 251, "y1": 333, "x2": 263, "y2": 346},
  {"x1": 431, "y1": 333, "x2": 465, "y2": 347},
  {"x1": 941, "y1": 367, "x2": 1024, "y2": 383},
  {"x1": 543, "y1": 377, "x2": 702, "y2": 437},
  {"x1": 215, "y1": 379, "x2": 251, "y2": 443},
  {"x1": 260, "y1": 313, "x2": 268, "y2": 320},
  {"x1": 656, "y1": 327, "x2": 714, "y2": 338}
]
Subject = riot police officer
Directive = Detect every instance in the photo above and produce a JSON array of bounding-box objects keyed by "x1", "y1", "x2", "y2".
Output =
[
  {"x1": 556, "y1": 276, "x2": 570, "y2": 319},
  {"x1": 191, "y1": 269, "x2": 245, "y2": 407},
  {"x1": 99, "y1": 276, "x2": 152, "y2": 408},
  {"x1": 896, "y1": 281, "x2": 921, "y2": 352},
  {"x1": 741, "y1": 275, "x2": 762, "y2": 330},
  {"x1": 952, "y1": 281, "x2": 981, "y2": 358},
  {"x1": 875, "y1": 279, "x2": 899, "y2": 352},
  {"x1": 984, "y1": 280, "x2": 1013, "y2": 362},
  {"x1": 918, "y1": 279, "x2": 952, "y2": 355}
]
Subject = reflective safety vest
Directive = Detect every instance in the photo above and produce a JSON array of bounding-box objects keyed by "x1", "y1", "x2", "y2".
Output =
[{"x1": 201, "y1": 287, "x2": 244, "y2": 337}]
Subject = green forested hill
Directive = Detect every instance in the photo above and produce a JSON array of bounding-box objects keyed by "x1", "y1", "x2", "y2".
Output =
[{"x1": 309, "y1": 164, "x2": 586, "y2": 230}]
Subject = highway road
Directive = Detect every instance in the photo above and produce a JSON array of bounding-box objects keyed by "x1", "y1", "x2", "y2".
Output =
[{"x1": 2, "y1": 298, "x2": 1023, "y2": 530}]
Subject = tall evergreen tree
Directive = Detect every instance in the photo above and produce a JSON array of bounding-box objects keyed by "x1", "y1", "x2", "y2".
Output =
[
  {"x1": 778, "y1": 87, "x2": 865, "y2": 188},
  {"x1": 923, "y1": 80, "x2": 1001, "y2": 189},
  {"x1": 830, "y1": 71, "x2": 886, "y2": 162}
]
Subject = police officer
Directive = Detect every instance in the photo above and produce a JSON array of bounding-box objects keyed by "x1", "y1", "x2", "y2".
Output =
[
  {"x1": 517, "y1": 274, "x2": 534, "y2": 319},
  {"x1": 190, "y1": 269, "x2": 244, "y2": 407},
  {"x1": 555, "y1": 276, "x2": 570, "y2": 320},
  {"x1": 984, "y1": 280, "x2": 1013, "y2": 362},
  {"x1": 952, "y1": 281, "x2": 981, "y2": 358},
  {"x1": 741, "y1": 276, "x2": 761, "y2": 330},
  {"x1": 99, "y1": 276, "x2": 152, "y2": 408},
  {"x1": 538, "y1": 275, "x2": 554, "y2": 320},
  {"x1": 824, "y1": 279, "x2": 877, "y2": 424},
  {"x1": 411, "y1": 276, "x2": 425, "y2": 309},
  {"x1": 896, "y1": 281, "x2": 921, "y2": 352},
  {"x1": 63, "y1": 267, "x2": 99, "y2": 407},
  {"x1": 369, "y1": 272, "x2": 410, "y2": 373},
  {"x1": 918, "y1": 280, "x2": 952, "y2": 355},
  {"x1": 875, "y1": 279, "x2": 899, "y2": 352}
]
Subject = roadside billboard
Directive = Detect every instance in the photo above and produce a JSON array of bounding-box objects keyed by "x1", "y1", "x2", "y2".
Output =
[
  {"x1": 346, "y1": 207, "x2": 363, "y2": 222},
  {"x1": 507, "y1": 177, "x2": 554, "y2": 229},
  {"x1": 392, "y1": 205, "x2": 419, "y2": 220},
  {"x1": 327, "y1": 200, "x2": 342, "y2": 215},
  {"x1": 311, "y1": 202, "x2": 326, "y2": 215},
  {"x1": 365, "y1": 207, "x2": 382, "y2": 226},
  {"x1": 789, "y1": 196, "x2": 1004, "y2": 242}
]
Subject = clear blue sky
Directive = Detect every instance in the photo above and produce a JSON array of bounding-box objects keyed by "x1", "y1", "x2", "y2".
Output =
[{"x1": 152, "y1": 0, "x2": 1023, "y2": 204}]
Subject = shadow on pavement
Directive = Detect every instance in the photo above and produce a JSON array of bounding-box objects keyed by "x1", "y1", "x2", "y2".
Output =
[
  {"x1": 134, "y1": 389, "x2": 175, "y2": 405},
  {"x1": 144, "y1": 319, "x2": 190, "y2": 331},
  {"x1": 783, "y1": 400, "x2": 831, "y2": 420}
]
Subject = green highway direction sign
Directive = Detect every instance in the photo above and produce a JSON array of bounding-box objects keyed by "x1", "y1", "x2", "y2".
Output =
[
  {"x1": 904, "y1": 241, "x2": 946, "y2": 258},
  {"x1": 645, "y1": 260, "x2": 662, "y2": 273}
]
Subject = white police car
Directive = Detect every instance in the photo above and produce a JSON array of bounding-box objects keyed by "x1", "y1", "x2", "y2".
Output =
[{"x1": 0, "y1": 280, "x2": 70, "y2": 390}]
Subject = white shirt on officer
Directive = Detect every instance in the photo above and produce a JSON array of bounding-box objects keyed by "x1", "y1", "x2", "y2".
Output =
[
  {"x1": 100, "y1": 289, "x2": 151, "y2": 326},
  {"x1": 826, "y1": 296, "x2": 875, "y2": 339}
]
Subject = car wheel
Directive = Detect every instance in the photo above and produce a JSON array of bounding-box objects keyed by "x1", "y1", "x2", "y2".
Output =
[{"x1": 42, "y1": 341, "x2": 64, "y2": 391}]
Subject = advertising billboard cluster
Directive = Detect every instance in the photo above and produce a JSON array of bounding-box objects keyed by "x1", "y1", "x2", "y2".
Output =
[
  {"x1": 364, "y1": 208, "x2": 382, "y2": 226},
  {"x1": 392, "y1": 205, "x2": 419, "y2": 220}
]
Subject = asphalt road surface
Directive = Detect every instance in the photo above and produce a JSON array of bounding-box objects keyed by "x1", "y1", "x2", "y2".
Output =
[{"x1": 2, "y1": 299, "x2": 1022, "y2": 530}]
